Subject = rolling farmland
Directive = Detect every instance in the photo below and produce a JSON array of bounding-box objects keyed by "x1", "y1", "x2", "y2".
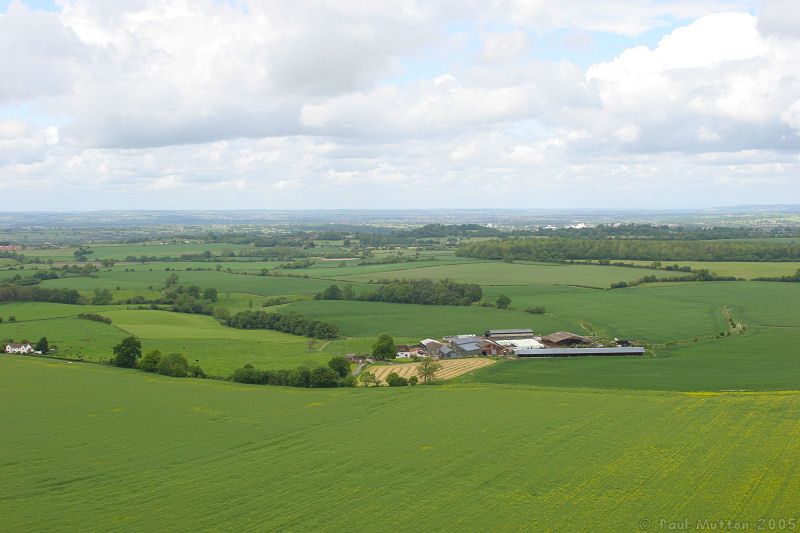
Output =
[{"x1": 2, "y1": 357, "x2": 800, "y2": 531}]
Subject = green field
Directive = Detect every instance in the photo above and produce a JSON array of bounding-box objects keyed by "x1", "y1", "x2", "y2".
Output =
[
  {"x1": 2, "y1": 357, "x2": 799, "y2": 531},
  {"x1": 622, "y1": 260, "x2": 800, "y2": 279},
  {"x1": 325, "y1": 260, "x2": 690, "y2": 287}
]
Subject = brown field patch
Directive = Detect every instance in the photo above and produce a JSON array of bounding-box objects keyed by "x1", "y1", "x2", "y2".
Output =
[{"x1": 366, "y1": 358, "x2": 495, "y2": 384}]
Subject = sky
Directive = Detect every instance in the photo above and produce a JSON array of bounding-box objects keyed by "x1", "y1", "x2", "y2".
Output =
[{"x1": 0, "y1": 0, "x2": 799, "y2": 211}]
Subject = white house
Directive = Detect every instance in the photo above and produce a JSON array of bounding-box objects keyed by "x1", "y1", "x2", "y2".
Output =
[{"x1": 5, "y1": 343, "x2": 34, "y2": 354}]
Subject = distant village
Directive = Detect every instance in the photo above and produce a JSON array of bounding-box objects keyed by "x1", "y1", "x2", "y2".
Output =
[{"x1": 347, "y1": 329, "x2": 645, "y2": 363}]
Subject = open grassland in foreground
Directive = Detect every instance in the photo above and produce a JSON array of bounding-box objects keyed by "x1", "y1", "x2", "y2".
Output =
[
  {"x1": 367, "y1": 358, "x2": 495, "y2": 383},
  {"x1": 2, "y1": 357, "x2": 800, "y2": 532}
]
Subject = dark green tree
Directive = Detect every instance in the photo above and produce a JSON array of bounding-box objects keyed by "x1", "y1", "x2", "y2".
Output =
[
  {"x1": 156, "y1": 353, "x2": 189, "y2": 377},
  {"x1": 92, "y1": 288, "x2": 113, "y2": 305},
  {"x1": 386, "y1": 372, "x2": 408, "y2": 387},
  {"x1": 495, "y1": 294, "x2": 512, "y2": 309},
  {"x1": 309, "y1": 366, "x2": 340, "y2": 388},
  {"x1": 202, "y1": 287, "x2": 218, "y2": 302},
  {"x1": 372, "y1": 334, "x2": 396, "y2": 360},
  {"x1": 139, "y1": 349, "x2": 162, "y2": 372},
  {"x1": 328, "y1": 356, "x2": 350, "y2": 378},
  {"x1": 321, "y1": 285, "x2": 343, "y2": 300},
  {"x1": 112, "y1": 336, "x2": 142, "y2": 368},
  {"x1": 35, "y1": 336, "x2": 49, "y2": 353}
]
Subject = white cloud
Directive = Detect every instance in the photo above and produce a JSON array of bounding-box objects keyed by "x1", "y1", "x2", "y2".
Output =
[
  {"x1": 781, "y1": 100, "x2": 800, "y2": 135},
  {"x1": 1, "y1": 0, "x2": 799, "y2": 209}
]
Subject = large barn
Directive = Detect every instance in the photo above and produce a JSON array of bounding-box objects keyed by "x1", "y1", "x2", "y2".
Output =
[
  {"x1": 540, "y1": 331, "x2": 593, "y2": 347},
  {"x1": 517, "y1": 347, "x2": 646, "y2": 357}
]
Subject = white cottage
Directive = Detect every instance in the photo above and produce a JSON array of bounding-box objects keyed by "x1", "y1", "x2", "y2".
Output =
[{"x1": 5, "y1": 343, "x2": 34, "y2": 354}]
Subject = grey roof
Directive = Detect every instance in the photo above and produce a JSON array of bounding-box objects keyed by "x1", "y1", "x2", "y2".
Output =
[
  {"x1": 438, "y1": 345, "x2": 453, "y2": 354},
  {"x1": 451, "y1": 336, "x2": 482, "y2": 346},
  {"x1": 517, "y1": 347, "x2": 645, "y2": 357},
  {"x1": 456, "y1": 343, "x2": 482, "y2": 352},
  {"x1": 487, "y1": 329, "x2": 534, "y2": 335}
]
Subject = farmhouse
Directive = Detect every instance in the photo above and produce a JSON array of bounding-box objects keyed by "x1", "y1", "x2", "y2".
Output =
[
  {"x1": 485, "y1": 328, "x2": 534, "y2": 340},
  {"x1": 346, "y1": 354, "x2": 370, "y2": 364},
  {"x1": 517, "y1": 347, "x2": 646, "y2": 357},
  {"x1": 541, "y1": 331, "x2": 594, "y2": 347},
  {"x1": 5, "y1": 343, "x2": 34, "y2": 354}
]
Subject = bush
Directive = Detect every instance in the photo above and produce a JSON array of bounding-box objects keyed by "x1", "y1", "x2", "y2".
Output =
[
  {"x1": 78, "y1": 313, "x2": 112, "y2": 324},
  {"x1": 232, "y1": 364, "x2": 265, "y2": 384},
  {"x1": 386, "y1": 372, "x2": 409, "y2": 387},
  {"x1": 495, "y1": 294, "x2": 512, "y2": 309},
  {"x1": 328, "y1": 356, "x2": 350, "y2": 378},
  {"x1": 309, "y1": 367, "x2": 340, "y2": 388},
  {"x1": 524, "y1": 306, "x2": 546, "y2": 314},
  {"x1": 156, "y1": 353, "x2": 190, "y2": 377},
  {"x1": 139, "y1": 349, "x2": 162, "y2": 372}
]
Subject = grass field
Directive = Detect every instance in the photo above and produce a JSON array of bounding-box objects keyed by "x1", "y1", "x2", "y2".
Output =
[
  {"x1": 327, "y1": 260, "x2": 690, "y2": 287},
  {"x1": 2, "y1": 357, "x2": 799, "y2": 531},
  {"x1": 621, "y1": 260, "x2": 800, "y2": 279},
  {"x1": 284, "y1": 299, "x2": 582, "y2": 338},
  {"x1": 463, "y1": 327, "x2": 800, "y2": 391}
]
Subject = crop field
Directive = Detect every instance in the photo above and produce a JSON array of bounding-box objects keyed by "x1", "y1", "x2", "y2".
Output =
[
  {"x1": 621, "y1": 260, "x2": 800, "y2": 279},
  {"x1": 367, "y1": 358, "x2": 495, "y2": 383},
  {"x1": 2, "y1": 357, "x2": 800, "y2": 531},
  {"x1": 326, "y1": 260, "x2": 690, "y2": 287}
]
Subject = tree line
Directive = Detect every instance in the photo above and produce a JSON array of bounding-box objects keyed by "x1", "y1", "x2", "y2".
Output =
[
  {"x1": 225, "y1": 310, "x2": 339, "y2": 339},
  {"x1": 231, "y1": 357, "x2": 352, "y2": 388},
  {"x1": 315, "y1": 278, "x2": 482, "y2": 306},
  {"x1": 457, "y1": 238, "x2": 800, "y2": 262}
]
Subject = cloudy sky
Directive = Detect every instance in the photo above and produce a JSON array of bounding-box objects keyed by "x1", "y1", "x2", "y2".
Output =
[{"x1": 0, "y1": 0, "x2": 798, "y2": 210}]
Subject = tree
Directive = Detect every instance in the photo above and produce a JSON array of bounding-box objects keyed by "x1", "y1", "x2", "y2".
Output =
[
  {"x1": 35, "y1": 336, "x2": 49, "y2": 353},
  {"x1": 372, "y1": 334, "x2": 396, "y2": 360},
  {"x1": 342, "y1": 284, "x2": 355, "y2": 300},
  {"x1": 202, "y1": 287, "x2": 218, "y2": 302},
  {"x1": 417, "y1": 358, "x2": 442, "y2": 384},
  {"x1": 157, "y1": 353, "x2": 189, "y2": 377},
  {"x1": 386, "y1": 372, "x2": 408, "y2": 387},
  {"x1": 139, "y1": 349, "x2": 162, "y2": 372},
  {"x1": 495, "y1": 294, "x2": 512, "y2": 309},
  {"x1": 164, "y1": 273, "x2": 179, "y2": 288},
  {"x1": 328, "y1": 356, "x2": 350, "y2": 378},
  {"x1": 92, "y1": 288, "x2": 113, "y2": 305},
  {"x1": 309, "y1": 366, "x2": 340, "y2": 388},
  {"x1": 112, "y1": 336, "x2": 142, "y2": 368},
  {"x1": 321, "y1": 284, "x2": 343, "y2": 300},
  {"x1": 358, "y1": 371, "x2": 380, "y2": 387}
]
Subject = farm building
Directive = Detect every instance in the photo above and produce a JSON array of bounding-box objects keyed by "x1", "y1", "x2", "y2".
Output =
[
  {"x1": 541, "y1": 331, "x2": 593, "y2": 347},
  {"x1": 484, "y1": 328, "x2": 534, "y2": 340},
  {"x1": 346, "y1": 354, "x2": 370, "y2": 364},
  {"x1": 448, "y1": 336, "x2": 505, "y2": 357},
  {"x1": 495, "y1": 338, "x2": 545, "y2": 351},
  {"x1": 5, "y1": 343, "x2": 34, "y2": 354},
  {"x1": 438, "y1": 345, "x2": 455, "y2": 359},
  {"x1": 420, "y1": 338, "x2": 443, "y2": 355},
  {"x1": 517, "y1": 347, "x2": 646, "y2": 357}
]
